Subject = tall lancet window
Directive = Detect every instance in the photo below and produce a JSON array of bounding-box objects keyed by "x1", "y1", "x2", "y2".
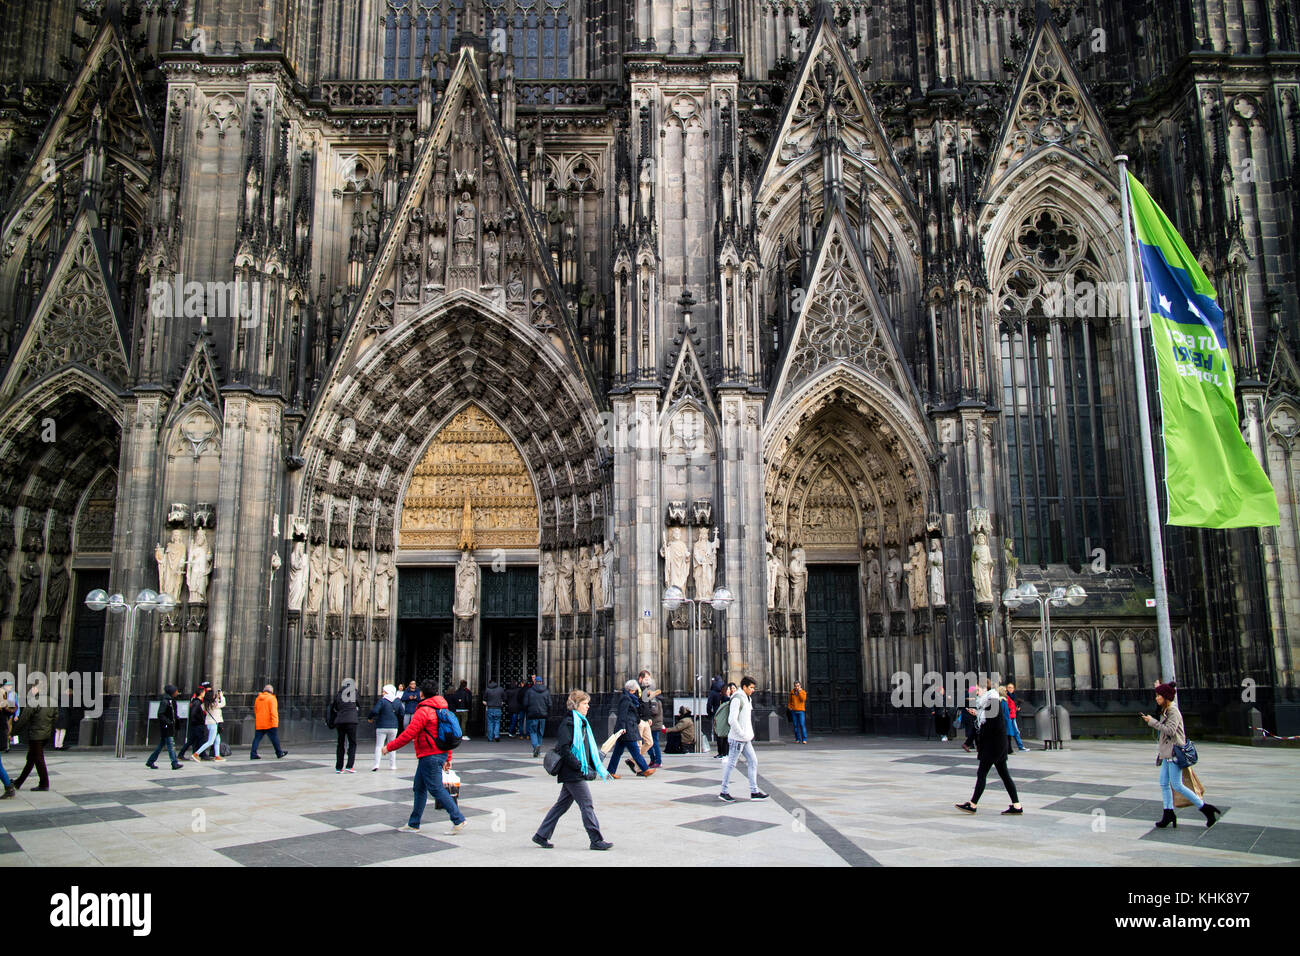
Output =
[
  {"x1": 384, "y1": 1, "x2": 570, "y2": 80},
  {"x1": 996, "y1": 206, "x2": 1134, "y2": 568}
]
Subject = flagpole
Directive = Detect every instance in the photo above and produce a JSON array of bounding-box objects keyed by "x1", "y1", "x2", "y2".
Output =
[{"x1": 1117, "y1": 155, "x2": 1176, "y2": 682}]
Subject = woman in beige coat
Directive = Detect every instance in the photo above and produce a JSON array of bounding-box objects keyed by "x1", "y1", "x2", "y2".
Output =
[{"x1": 1141, "y1": 681, "x2": 1219, "y2": 828}]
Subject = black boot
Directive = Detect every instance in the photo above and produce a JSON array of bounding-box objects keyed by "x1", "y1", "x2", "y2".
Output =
[
  {"x1": 1154, "y1": 808, "x2": 1177, "y2": 829},
  {"x1": 1198, "y1": 803, "x2": 1221, "y2": 828}
]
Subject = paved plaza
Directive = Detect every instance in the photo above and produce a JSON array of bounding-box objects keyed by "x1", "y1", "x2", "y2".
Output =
[{"x1": 1, "y1": 736, "x2": 1297, "y2": 867}]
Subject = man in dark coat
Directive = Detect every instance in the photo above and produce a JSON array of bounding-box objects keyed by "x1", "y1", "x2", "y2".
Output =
[
  {"x1": 449, "y1": 680, "x2": 473, "y2": 740},
  {"x1": 604, "y1": 680, "x2": 652, "y2": 778},
  {"x1": 11, "y1": 683, "x2": 54, "y2": 790},
  {"x1": 482, "y1": 680, "x2": 506, "y2": 742},
  {"x1": 523, "y1": 677, "x2": 550, "y2": 757},
  {"x1": 329, "y1": 680, "x2": 360, "y2": 772},
  {"x1": 177, "y1": 682, "x2": 211, "y2": 760},
  {"x1": 145, "y1": 684, "x2": 184, "y2": 770},
  {"x1": 506, "y1": 680, "x2": 527, "y2": 738},
  {"x1": 705, "y1": 676, "x2": 724, "y2": 744}
]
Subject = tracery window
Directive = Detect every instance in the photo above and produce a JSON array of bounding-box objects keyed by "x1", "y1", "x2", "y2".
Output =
[
  {"x1": 997, "y1": 207, "x2": 1134, "y2": 568},
  {"x1": 383, "y1": 0, "x2": 570, "y2": 80}
]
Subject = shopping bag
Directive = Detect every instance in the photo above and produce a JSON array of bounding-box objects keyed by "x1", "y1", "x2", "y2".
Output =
[
  {"x1": 1173, "y1": 767, "x2": 1205, "y2": 808},
  {"x1": 598, "y1": 729, "x2": 624, "y2": 759},
  {"x1": 443, "y1": 765, "x2": 461, "y2": 800}
]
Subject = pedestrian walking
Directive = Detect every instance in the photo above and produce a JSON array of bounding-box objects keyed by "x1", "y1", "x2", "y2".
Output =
[
  {"x1": 0, "y1": 691, "x2": 16, "y2": 798},
  {"x1": 665, "y1": 707, "x2": 696, "y2": 754},
  {"x1": 524, "y1": 675, "x2": 550, "y2": 758},
  {"x1": 250, "y1": 684, "x2": 289, "y2": 760},
  {"x1": 1005, "y1": 682, "x2": 1028, "y2": 751},
  {"x1": 720, "y1": 677, "x2": 768, "y2": 802},
  {"x1": 606, "y1": 680, "x2": 653, "y2": 777},
  {"x1": 482, "y1": 680, "x2": 506, "y2": 742},
  {"x1": 54, "y1": 688, "x2": 73, "y2": 750},
  {"x1": 1142, "y1": 681, "x2": 1220, "y2": 828},
  {"x1": 400, "y1": 681, "x2": 420, "y2": 732},
  {"x1": 788, "y1": 681, "x2": 808, "y2": 744},
  {"x1": 176, "y1": 682, "x2": 210, "y2": 760},
  {"x1": 712, "y1": 683, "x2": 736, "y2": 758},
  {"x1": 705, "y1": 676, "x2": 724, "y2": 744},
  {"x1": 955, "y1": 686, "x2": 1023, "y2": 815},
  {"x1": 449, "y1": 680, "x2": 473, "y2": 740},
  {"x1": 145, "y1": 684, "x2": 184, "y2": 770},
  {"x1": 506, "y1": 679, "x2": 526, "y2": 737},
  {"x1": 960, "y1": 685, "x2": 979, "y2": 752},
  {"x1": 638, "y1": 671, "x2": 664, "y2": 768},
  {"x1": 192, "y1": 687, "x2": 226, "y2": 761},
  {"x1": 11, "y1": 682, "x2": 54, "y2": 791},
  {"x1": 532, "y1": 689, "x2": 613, "y2": 850},
  {"x1": 932, "y1": 688, "x2": 952, "y2": 742},
  {"x1": 385, "y1": 681, "x2": 467, "y2": 835},
  {"x1": 328, "y1": 681, "x2": 360, "y2": 772},
  {"x1": 368, "y1": 684, "x2": 402, "y2": 771}
]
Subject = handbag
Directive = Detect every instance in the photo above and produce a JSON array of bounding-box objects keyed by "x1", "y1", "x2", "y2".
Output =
[
  {"x1": 543, "y1": 747, "x2": 564, "y2": 776},
  {"x1": 442, "y1": 765, "x2": 461, "y2": 799},
  {"x1": 1172, "y1": 739, "x2": 1198, "y2": 768},
  {"x1": 1173, "y1": 767, "x2": 1205, "y2": 808}
]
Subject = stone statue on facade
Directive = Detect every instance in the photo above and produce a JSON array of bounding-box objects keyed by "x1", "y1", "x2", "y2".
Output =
[
  {"x1": 908, "y1": 541, "x2": 928, "y2": 610},
  {"x1": 590, "y1": 543, "x2": 605, "y2": 610},
  {"x1": 155, "y1": 528, "x2": 187, "y2": 601},
  {"x1": 287, "y1": 539, "x2": 308, "y2": 612},
  {"x1": 600, "y1": 542, "x2": 615, "y2": 610},
  {"x1": 373, "y1": 552, "x2": 394, "y2": 616},
  {"x1": 556, "y1": 549, "x2": 574, "y2": 615},
  {"x1": 766, "y1": 540, "x2": 786, "y2": 610},
  {"x1": 327, "y1": 546, "x2": 347, "y2": 614},
  {"x1": 972, "y1": 532, "x2": 995, "y2": 604},
  {"x1": 788, "y1": 547, "x2": 808, "y2": 614},
  {"x1": 864, "y1": 547, "x2": 880, "y2": 609},
  {"x1": 1003, "y1": 537, "x2": 1019, "y2": 591},
  {"x1": 885, "y1": 547, "x2": 903, "y2": 612},
  {"x1": 352, "y1": 550, "x2": 371, "y2": 616},
  {"x1": 453, "y1": 549, "x2": 479, "y2": 618},
  {"x1": 692, "y1": 526, "x2": 720, "y2": 601},
  {"x1": 186, "y1": 528, "x2": 212, "y2": 604},
  {"x1": 307, "y1": 544, "x2": 325, "y2": 614},
  {"x1": 661, "y1": 526, "x2": 690, "y2": 592},
  {"x1": 540, "y1": 551, "x2": 557, "y2": 615},
  {"x1": 929, "y1": 539, "x2": 946, "y2": 606},
  {"x1": 16, "y1": 556, "x2": 40, "y2": 619},
  {"x1": 574, "y1": 545, "x2": 592, "y2": 613}
]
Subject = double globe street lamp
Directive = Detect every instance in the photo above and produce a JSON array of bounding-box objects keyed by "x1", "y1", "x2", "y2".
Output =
[
  {"x1": 663, "y1": 584, "x2": 733, "y2": 754},
  {"x1": 1001, "y1": 581, "x2": 1086, "y2": 749},
  {"x1": 84, "y1": 588, "x2": 176, "y2": 758}
]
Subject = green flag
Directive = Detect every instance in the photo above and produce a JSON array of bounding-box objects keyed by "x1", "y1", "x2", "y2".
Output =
[{"x1": 1127, "y1": 172, "x2": 1279, "y2": 528}]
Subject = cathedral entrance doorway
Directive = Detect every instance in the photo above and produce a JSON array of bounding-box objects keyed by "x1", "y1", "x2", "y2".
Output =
[{"x1": 804, "y1": 565, "x2": 864, "y2": 733}]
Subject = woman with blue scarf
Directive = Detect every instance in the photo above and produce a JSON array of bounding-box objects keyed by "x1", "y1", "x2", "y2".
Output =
[{"x1": 532, "y1": 689, "x2": 614, "y2": 850}]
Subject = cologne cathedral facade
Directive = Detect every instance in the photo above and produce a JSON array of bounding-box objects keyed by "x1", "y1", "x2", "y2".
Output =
[{"x1": 1, "y1": 0, "x2": 1297, "y2": 741}]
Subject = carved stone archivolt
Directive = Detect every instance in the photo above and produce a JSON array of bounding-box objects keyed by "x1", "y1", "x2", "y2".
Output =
[{"x1": 400, "y1": 403, "x2": 539, "y2": 550}]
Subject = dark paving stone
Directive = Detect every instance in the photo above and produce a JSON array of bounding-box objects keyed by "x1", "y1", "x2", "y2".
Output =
[
  {"x1": 306, "y1": 803, "x2": 491, "y2": 829},
  {"x1": 665, "y1": 776, "x2": 723, "y2": 788},
  {"x1": 0, "y1": 833, "x2": 21, "y2": 853},
  {"x1": 64, "y1": 787, "x2": 218, "y2": 806},
  {"x1": 216, "y1": 827, "x2": 452, "y2": 866},
  {"x1": 1192, "y1": 822, "x2": 1263, "y2": 853},
  {"x1": 1042, "y1": 796, "x2": 1161, "y2": 818},
  {"x1": 893, "y1": 754, "x2": 972, "y2": 766},
  {"x1": 660, "y1": 761, "x2": 720, "y2": 773},
  {"x1": 673, "y1": 792, "x2": 730, "y2": 806},
  {"x1": 203, "y1": 773, "x2": 290, "y2": 786},
  {"x1": 361, "y1": 784, "x2": 518, "y2": 803},
  {"x1": 459, "y1": 770, "x2": 531, "y2": 784},
  {"x1": 1138, "y1": 826, "x2": 1204, "y2": 846},
  {"x1": 679, "y1": 815, "x2": 778, "y2": 838},
  {"x1": 209, "y1": 759, "x2": 320, "y2": 774},
  {"x1": 923, "y1": 764, "x2": 1061, "y2": 781},
  {"x1": 755, "y1": 775, "x2": 880, "y2": 867},
  {"x1": 448, "y1": 758, "x2": 537, "y2": 771},
  {"x1": 1255, "y1": 828, "x2": 1300, "y2": 858},
  {"x1": 0, "y1": 805, "x2": 144, "y2": 832}
]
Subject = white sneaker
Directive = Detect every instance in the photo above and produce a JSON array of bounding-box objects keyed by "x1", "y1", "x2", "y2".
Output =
[
  {"x1": 445, "y1": 820, "x2": 469, "y2": 835},
  {"x1": 941, "y1": 736, "x2": 948, "y2": 742},
  {"x1": 396, "y1": 824, "x2": 421, "y2": 832}
]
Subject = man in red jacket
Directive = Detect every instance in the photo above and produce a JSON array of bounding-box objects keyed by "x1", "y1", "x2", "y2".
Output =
[{"x1": 386, "y1": 680, "x2": 468, "y2": 834}]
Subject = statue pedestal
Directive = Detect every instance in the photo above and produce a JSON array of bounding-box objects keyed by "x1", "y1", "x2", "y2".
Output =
[
  {"x1": 911, "y1": 612, "x2": 930, "y2": 636},
  {"x1": 869, "y1": 612, "x2": 884, "y2": 639},
  {"x1": 889, "y1": 613, "x2": 907, "y2": 637}
]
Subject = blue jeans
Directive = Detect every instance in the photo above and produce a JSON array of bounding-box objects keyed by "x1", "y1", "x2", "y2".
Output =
[
  {"x1": 486, "y1": 708, "x2": 502, "y2": 740},
  {"x1": 792, "y1": 711, "x2": 807, "y2": 742},
  {"x1": 721, "y1": 739, "x2": 759, "y2": 794},
  {"x1": 526, "y1": 717, "x2": 545, "y2": 749},
  {"x1": 1159, "y1": 758, "x2": 1204, "y2": 810},
  {"x1": 509, "y1": 712, "x2": 523, "y2": 735},
  {"x1": 647, "y1": 735, "x2": 662, "y2": 764},
  {"x1": 250, "y1": 728, "x2": 284, "y2": 758},
  {"x1": 606, "y1": 733, "x2": 648, "y2": 775},
  {"x1": 0, "y1": 756, "x2": 9, "y2": 787},
  {"x1": 411, "y1": 754, "x2": 464, "y2": 828},
  {"x1": 1008, "y1": 719, "x2": 1027, "y2": 750},
  {"x1": 147, "y1": 735, "x2": 178, "y2": 767}
]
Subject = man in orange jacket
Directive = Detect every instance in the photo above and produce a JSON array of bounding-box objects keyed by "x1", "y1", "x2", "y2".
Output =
[
  {"x1": 386, "y1": 680, "x2": 468, "y2": 835},
  {"x1": 250, "y1": 684, "x2": 288, "y2": 759},
  {"x1": 787, "y1": 682, "x2": 808, "y2": 744}
]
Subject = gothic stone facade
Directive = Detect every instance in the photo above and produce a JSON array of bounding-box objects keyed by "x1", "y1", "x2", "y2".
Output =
[{"x1": 1, "y1": 1, "x2": 1298, "y2": 742}]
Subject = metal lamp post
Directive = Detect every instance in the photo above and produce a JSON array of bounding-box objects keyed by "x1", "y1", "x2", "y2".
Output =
[
  {"x1": 663, "y1": 584, "x2": 733, "y2": 753},
  {"x1": 85, "y1": 587, "x2": 175, "y2": 758},
  {"x1": 1001, "y1": 581, "x2": 1086, "y2": 750}
]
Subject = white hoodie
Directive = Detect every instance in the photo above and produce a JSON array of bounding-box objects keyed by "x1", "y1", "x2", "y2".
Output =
[{"x1": 728, "y1": 689, "x2": 754, "y2": 742}]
